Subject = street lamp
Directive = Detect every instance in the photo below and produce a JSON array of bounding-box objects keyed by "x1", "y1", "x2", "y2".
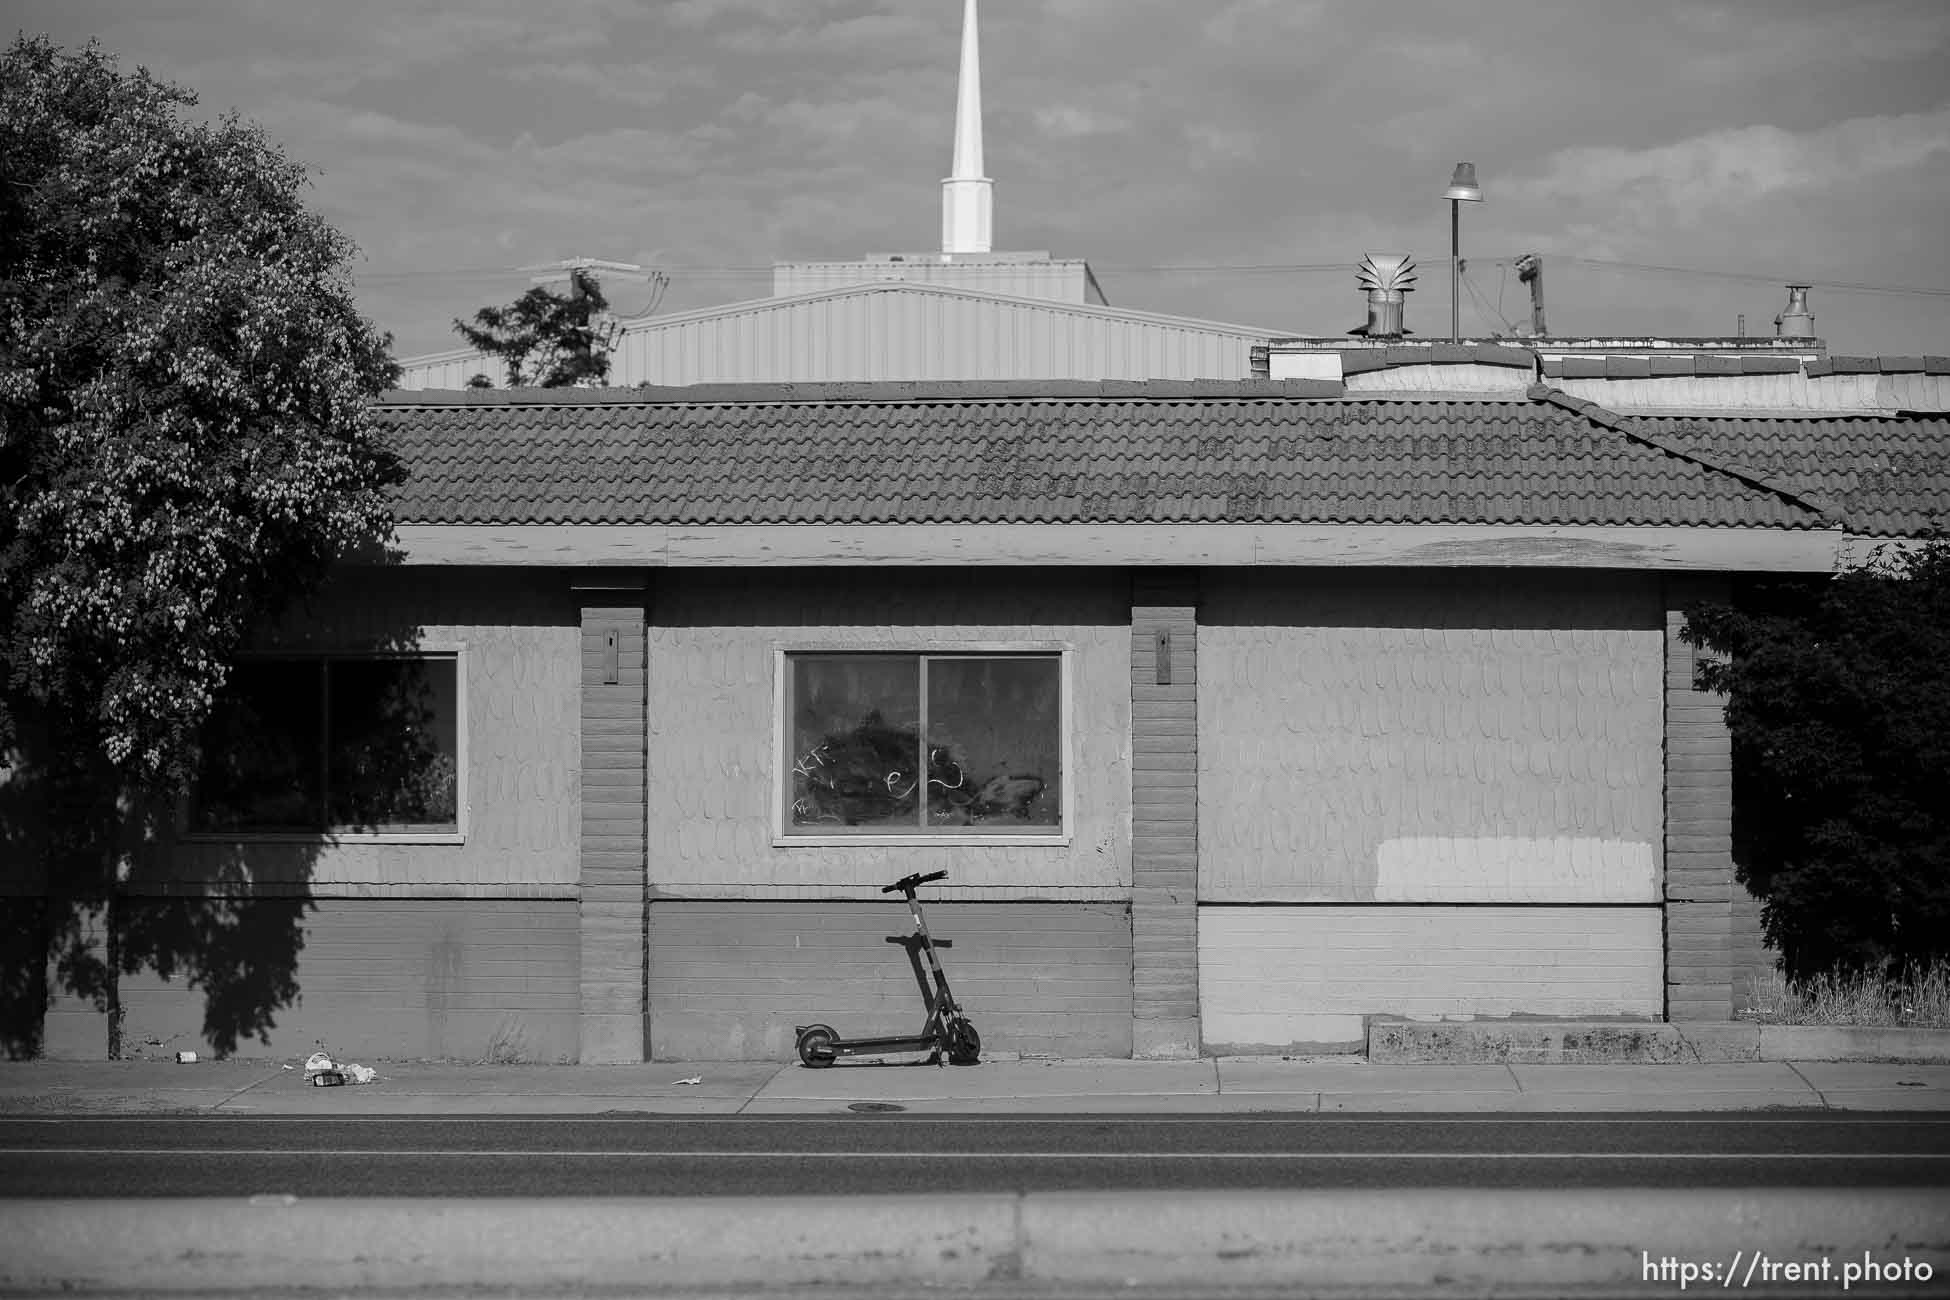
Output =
[{"x1": 1443, "y1": 162, "x2": 1483, "y2": 343}]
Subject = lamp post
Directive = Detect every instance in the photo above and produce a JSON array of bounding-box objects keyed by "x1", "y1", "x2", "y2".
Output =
[{"x1": 1443, "y1": 162, "x2": 1483, "y2": 343}]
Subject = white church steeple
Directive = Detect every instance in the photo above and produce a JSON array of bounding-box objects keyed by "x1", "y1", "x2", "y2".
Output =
[{"x1": 940, "y1": 0, "x2": 993, "y2": 255}]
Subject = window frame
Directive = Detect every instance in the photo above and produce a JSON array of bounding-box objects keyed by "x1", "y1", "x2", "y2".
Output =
[
  {"x1": 772, "y1": 642, "x2": 1073, "y2": 848},
  {"x1": 183, "y1": 645, "x2": 470, "y2": 845}
]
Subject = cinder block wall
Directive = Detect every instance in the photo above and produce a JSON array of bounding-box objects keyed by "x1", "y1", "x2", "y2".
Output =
[
  {"x1": 647, "y1": 901, "x2": 1132, "y2": 1060},
  {"x1": 1200, "y1": 907, "x2": 1663, "y2": 1052},
  {"x1": 1664, "y1": 576, "x2": 1736, "y2": 1021},
  {"x1": 1196, "y1": 570, "x2": 1666, "y2": 1046},
  {"x1": 639, "y1": 570, "x2": 1131, "y2": 1058},
  {"x1": 31, "y1": 567, "x2": 585, "y2": 1060},
  {"x1": 43, "y1": 898, "x2": 579, "y2": 1062}
]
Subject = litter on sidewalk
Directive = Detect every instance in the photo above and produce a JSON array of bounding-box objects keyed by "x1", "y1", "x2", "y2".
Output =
[{"x1": 303, "y1": 1050, "x2": 377, "y2": 1087}]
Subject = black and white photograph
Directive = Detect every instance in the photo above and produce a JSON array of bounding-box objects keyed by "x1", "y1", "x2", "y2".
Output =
[{"x1": 2, "y1": 2, "x2": 1947, "y2": 1295}]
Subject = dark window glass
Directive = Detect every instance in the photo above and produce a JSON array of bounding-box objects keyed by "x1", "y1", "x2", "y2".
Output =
[
  {"x1": 926, "y1": 657, "x2": 1060, "y2": 828},
  {"x1": 193, "y1": 661, "x2": 323, "y2": 833},
  {"x1": 786, "y1": 653, "x2": 1061, "y2": 836},
  {"x1": 328, "y1": 658, "x2": 459, "y2": 831},
  {"x1": 194, "y1": 656, "x2": 459, "y2": 834},
  {"x1": 789, "y1": 656, "x2": 921, "y2": 830}
]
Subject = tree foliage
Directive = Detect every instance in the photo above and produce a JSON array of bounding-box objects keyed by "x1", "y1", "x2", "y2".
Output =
[
  {"x1": 452, "y1": 268, "x2": 611, "y2": 388},
  {"x1": 0, "y1": 35, "x2": 404, "y2": 794},
  {"x1": 1683, "y1": 540, "x2": 1950, "y2": 981}
]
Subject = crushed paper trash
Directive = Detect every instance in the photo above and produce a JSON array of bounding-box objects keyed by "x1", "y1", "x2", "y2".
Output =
[
  {"x1": 676, "y1": 1076, "x2": 703, "y2": 1086},
  {"x1": 303, "y1": 1050, "x2": 375, "y2": 1086}
]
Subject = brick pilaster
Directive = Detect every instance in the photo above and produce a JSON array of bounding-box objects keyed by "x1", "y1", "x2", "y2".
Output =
[
  {"x1": 574, "y1": 571, "x2": 649, "y2": 1062},
  {"x1": 1130, "y1": 571, "x2": 1200, "y2": 1058},
  {"x1": 1664, "y1": 575, "x2": 1734, "y2": 1022}
]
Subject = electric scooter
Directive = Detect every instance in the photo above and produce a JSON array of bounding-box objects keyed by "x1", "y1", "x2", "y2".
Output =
[{"x1": 794, "y1": 869, "x2": 982, "y2": 1067}]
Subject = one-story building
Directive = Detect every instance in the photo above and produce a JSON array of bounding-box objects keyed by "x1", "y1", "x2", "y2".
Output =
[{"x1": 25, "y1": 355, "x2": 1950, "y2": 1061}]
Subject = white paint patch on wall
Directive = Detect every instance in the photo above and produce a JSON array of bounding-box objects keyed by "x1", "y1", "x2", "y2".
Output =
[
  {"x1": 1374, "y1": 836, "x2": 1657, "y2": 902},
  {"x1": 1199, "y1": 905, "x2": 1663, "y2": 1045}
]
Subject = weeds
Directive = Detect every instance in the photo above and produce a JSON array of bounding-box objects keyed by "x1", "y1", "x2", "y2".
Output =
[{"x1": 1740, "y1": 960, "x2": 1950, "y2": 1028}]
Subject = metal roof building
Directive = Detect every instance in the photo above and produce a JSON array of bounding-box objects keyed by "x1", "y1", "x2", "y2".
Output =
[
  {"x1": 395, "y1": 282, "x2": 1287, "y2": 390},
  {"x1": 393, "y1": 0, "x2": 1302, "y2": 391}
]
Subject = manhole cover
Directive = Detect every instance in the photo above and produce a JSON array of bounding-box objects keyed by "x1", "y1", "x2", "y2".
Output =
[{"x1": 847, "y1": 1101, "x2": 907, "y2": 1113}]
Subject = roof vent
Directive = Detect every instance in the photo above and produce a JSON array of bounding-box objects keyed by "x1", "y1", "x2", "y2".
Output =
[
  {"x1": 1775, "y1": 284, "x2": 1814, "y2": 338},
  {"x1": 1353, "y1": 253, "x2": 1417, "y2": 338}
]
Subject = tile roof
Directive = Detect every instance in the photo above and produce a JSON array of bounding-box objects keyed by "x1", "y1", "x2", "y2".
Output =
[
  {"x1": 1540, "y1": 354, "x2": 1950, "y2": 380},
  {"x1": 1638, "y1": 413, "x2": 1950, "y2": 537},
  {"x1": 379, "y1": 383, "x2": 1828, "y2": 531}
]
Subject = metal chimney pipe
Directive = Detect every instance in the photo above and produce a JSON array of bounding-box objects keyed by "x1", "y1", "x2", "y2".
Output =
[{"x1": 1775, "y1": 285, "x2": 1814, "y2": 337}]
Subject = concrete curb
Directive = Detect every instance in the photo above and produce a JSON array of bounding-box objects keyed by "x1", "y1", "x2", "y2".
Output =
[
  {"x1": 1369, "y1": 1019, "x2": 1950, "y2": 1065},
  {"x1": 5, "y1": 1191, "x2": 1946, "y2": 1295}
]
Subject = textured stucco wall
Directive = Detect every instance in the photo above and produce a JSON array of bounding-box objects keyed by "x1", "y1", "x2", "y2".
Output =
[
  {"x1": 1198, "y1": 570, "x2": 1664, "y2": 903},
  {"x1": 647, "y1": 901, "x2": 1132, "y2": 1060},
  {"x1": 645, "y1": 570, "x2": 1129, "y2": 897},
  {"x1": 1200, "y1": 906, "x2": 1664, "y2": 1051},
  {"x1": 161, "y1": 568, "x2": 582, "y2": 894}
]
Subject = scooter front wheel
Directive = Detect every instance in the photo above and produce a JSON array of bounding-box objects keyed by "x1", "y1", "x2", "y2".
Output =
[
  {"x1": 946, "y1": 1018, "x2": 981, "y2": 1066},
  {"x1": 796, "y1": 1023, "x2": 839, "y2": 1068}
]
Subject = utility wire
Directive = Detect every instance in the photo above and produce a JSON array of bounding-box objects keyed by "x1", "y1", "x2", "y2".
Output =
[{"x1": 352, "y1": 257, "x2": 1950, "y2": 299}]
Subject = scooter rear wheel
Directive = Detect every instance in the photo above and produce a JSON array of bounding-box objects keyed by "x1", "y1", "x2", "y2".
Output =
[
  {"x1": 946, "y1": 1019, "x2": 981, "y2": 1066},
  {"x1": 795, "y1": 1023, "x2": 839, "y2": 1068}
]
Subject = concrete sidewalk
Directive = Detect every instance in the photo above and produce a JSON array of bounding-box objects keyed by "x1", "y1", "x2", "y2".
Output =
[{"x1": 2, "y1": 1054, "x2": 1948, "y2": 1115}]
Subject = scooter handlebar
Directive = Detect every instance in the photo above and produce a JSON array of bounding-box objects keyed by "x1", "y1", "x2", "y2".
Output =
[{"x1": 882, "y1": 869, "x2": 949, "y2": 894}]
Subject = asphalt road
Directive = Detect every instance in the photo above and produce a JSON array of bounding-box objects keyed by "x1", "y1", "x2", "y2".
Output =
[{"x1": 3, "y1": 1112, "x2": 1946, "y2": 1197}]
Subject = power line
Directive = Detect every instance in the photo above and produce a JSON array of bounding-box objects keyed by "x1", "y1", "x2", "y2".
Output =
[
  {"x1": 350, "y1": 256, "x2": 1950, "y2": 300},
  {"x1": 1559, "y1": 257, "x2": 1950, "y2": 299}
]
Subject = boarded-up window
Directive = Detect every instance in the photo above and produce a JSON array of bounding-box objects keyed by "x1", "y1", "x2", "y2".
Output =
[{"x1": 785, "y1": 653, "x2": 1060, "y2": 836}]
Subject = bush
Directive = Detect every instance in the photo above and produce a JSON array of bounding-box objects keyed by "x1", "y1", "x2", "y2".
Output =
[{"x1": 1684, "y1": 540, "x2": 1950, "y2": 983}]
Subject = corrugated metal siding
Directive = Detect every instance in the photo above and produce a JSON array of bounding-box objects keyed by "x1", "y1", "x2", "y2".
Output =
[
  {"x1": 772, "y1": 259, "x2": 1092, "y2": 303},
  {"x1": 398, "y1": 353, "x2": 509, "y2": 391},
  {"x1": 610, "y1": 292, "x2": 1258, "y2": 383},
  {"x1": 647, "y1": 900, "x2": 1132, "y2": 1060}
]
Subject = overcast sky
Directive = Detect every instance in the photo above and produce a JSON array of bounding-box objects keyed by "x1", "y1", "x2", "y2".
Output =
[{"x1": 18, "y1": 0, "x2": 1950, "y2": 358}]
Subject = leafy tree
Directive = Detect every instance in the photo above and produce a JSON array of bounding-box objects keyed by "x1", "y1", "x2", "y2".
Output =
[
  {"x1": 1, "y1": 33, "x2": 402, "y2": 787},
  {"x1": 1683, "y1": 540, "x2": 1950, "y2": 982},
  {"x1": 0, "y1": 36, "x2": 403, "y2": 1055},
  {"x1": 452, "y1": 268, "x2": 611, "y2": 388}
]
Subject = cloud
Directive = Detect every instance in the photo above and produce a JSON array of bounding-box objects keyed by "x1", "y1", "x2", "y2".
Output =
[{"x1": 1505, "y1": 106, "x2": 1950, "y2": 231}]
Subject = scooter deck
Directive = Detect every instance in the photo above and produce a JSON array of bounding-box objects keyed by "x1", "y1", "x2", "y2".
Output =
[{"x1": 823, "y1": 1033, "x2": 941, "y2": 1057}]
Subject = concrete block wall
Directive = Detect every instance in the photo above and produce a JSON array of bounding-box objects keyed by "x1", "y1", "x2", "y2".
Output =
[
  {"x1": 1200, "y1": 907, "x2": 1663, "y2": 1052},
  {"x1": 576, "y1": 573, "x2": 649, "y2": 1064},
  {"x1": 1130, "y1": 573, "x2": 1200, "y2": 1058},
  {"x1": 646, "y1": 901, "x2": 1132, "y2": 1060},
  {"x1": 20, "y1": 567, "x2": 586, "y2": 1061},
  {"x1": 43, "y1": 898, "x2": 578, "y2": 1062},
  {"x1": 1664, "y1": 575, "x2": 1735, "y2": 1022},
  {"x1": 1192, "y1": 570, "x2": 1665, "y2": 1039}
]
